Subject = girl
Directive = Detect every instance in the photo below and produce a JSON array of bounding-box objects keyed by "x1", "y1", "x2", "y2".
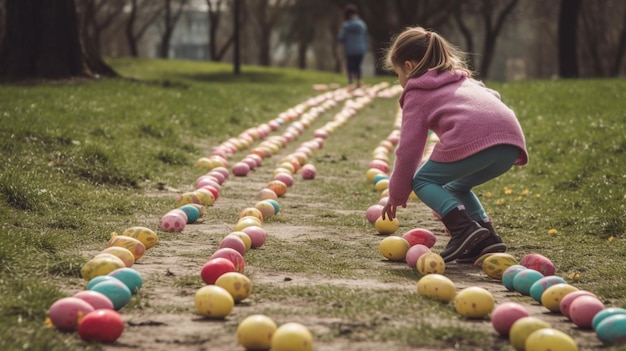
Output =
[{"x1": 381, "y1": 27, "x2": 528, "y2": 263}]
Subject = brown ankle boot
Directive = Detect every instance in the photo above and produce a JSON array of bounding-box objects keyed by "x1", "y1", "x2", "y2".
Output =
[
  {"x1": 439, "y1": 207, "x2": 490, "y2": 262},
  {"x1": 456, "y1": 220, "x2": 507, "y2": 264}
]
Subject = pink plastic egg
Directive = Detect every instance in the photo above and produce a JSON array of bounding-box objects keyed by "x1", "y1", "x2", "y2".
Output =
[
  {"x1": 160, "y1": 211, "x2": 187, "y2": 232},
  {"x1": 73, "y1": 290, "x2": 114, "y2": 310},
  {"x1": 491, "y1": 302, "x2": 530, "y2": 336},
  {"x1": 560, "y1": 290, "x2": 598, "y2": 318},
  {"x1": 241, "y1": 225, "x2": 267, "y2": 249},
  {"x1": 569, "y1": 295, "x2": 605, "y2": 328},
  {"x1": 232, "y1": 162, "x2": 251, "y2": 177},
  {"x1": 366, "y1": 204, "x2": 384, "y2": 224},
  {"x1": 48, "y1": 297, "x2": 95, "y2": 331},
  {"x1": 521, "y1": 253, "x2": 556, "y2": 276},
  {"x1": 301, "y1": 164, "x2": 317, "y2": 179},
  {"x1": 405, "y1": 244, "x2": 431, "y2": 269},
  {"x1": 219, "y1": 235, "x2": 246, "y2": 256}
]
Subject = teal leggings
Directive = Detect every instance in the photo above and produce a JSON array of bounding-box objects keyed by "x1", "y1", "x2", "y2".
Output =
[{"x1": 412, "y1": 145, "x2": 519, "y2": 221}]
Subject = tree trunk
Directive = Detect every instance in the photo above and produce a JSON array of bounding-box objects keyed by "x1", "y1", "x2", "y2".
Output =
[
  {"x1": 0, "y1": 0, "x2": 116, "y2": 80},
  {"x1": 558, "y1": 0, "x2": 581, "y2": 78}
]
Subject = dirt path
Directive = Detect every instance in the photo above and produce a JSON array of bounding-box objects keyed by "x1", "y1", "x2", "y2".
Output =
[{"x1": 93, "y1": 86, "x2": 604, "y2": 351}]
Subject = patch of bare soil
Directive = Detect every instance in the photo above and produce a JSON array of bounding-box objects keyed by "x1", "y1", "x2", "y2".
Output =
[{"x1": 92, "y1": 193, "x2": 604, "y2": 351}]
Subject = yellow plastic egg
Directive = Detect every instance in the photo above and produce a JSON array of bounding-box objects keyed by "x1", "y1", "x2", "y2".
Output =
[
  {"x1": 106, "y1": 234, "x2": 146, "y2": 261},
  {"x1": 271, "y1": 322, "x2": 313, "y2": 351},
  {"x1": 509, "y1": 316, "x2": 552, "y2": 351},
  {"x1": 417, "y1": 274, "x2": 456, "y2": 303},
  {"x1": 374, "y1": 216, "x2": 399, "y2": 235},
  {"x1": 525, "y1": 328, "x2": 578, "y2": 351},
  {"x1": 234, "y1": 217, "x2": 262, "y2": 231},
  {"x1": 454, "y1": 287, "x2": 494, "y2": 318},
  {"x1": 374, "y1": 179, "x2": 390, "y2": 192},
  {"x1": 81, "y1": 254, "x2": 126, "y2": 281},
  {"x1": 194, "y1": 285, "x2": 234, "y2": 319},
  {"x1": 378, "y1": 236, "x2": 410, "y2": 261},
  {"x1": 416, "y1": 252, "x2": 446, "y2": 275},
  {"x1": 237, "y1": 314, "x2": 277, "y2": 350},
  {"x1": 215, "y1": 272, "x2": 253, "y2": 303},
  {"x1": 479, "y1": 253, "x2": 519, "y2": 280},
  {"x1": 121, "y1": 226, "x2": 159, "y2": 249},
  {"x1": 541, "y1": 283, "x2": 579, "y2": 313},
  {"x1": 101, "y1": 246, "x2": 135, "y2": 267}
]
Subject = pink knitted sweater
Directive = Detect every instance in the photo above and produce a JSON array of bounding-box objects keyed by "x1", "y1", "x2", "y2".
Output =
[{"x1": 387, "y1": 69, "x2": 529, "y2": 207}]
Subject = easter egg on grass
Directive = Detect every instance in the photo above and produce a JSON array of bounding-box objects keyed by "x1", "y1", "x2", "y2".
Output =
[
  {"x1": 541, "y1": 283, "x2": 579, "y2": 313},
  {"x1": 267, "y1": 180, "x2": 288, "y2": 197},
  {"x1": 378, "y1": 236, "x2": 410, "y2": 261},
  {"x1": 301, "y1": 164, "x2": 317, "y2": 180},
  {"x1": 106, "y1": 234, "x2": 146, "y2": 260},
  {"x1": 215, "y1": 272, "x2": 253, "y2": 303},
  {"x1": 73, "y1": 290, "x2": 114, "y2": 310},
  {"x1": 86, "y1": 275, "x2": 118, "y2": 290},
  {"x1": 232, "y1": 162, "x2": 251, "y2": 176},
  {"x1": 239, "y1": 207, "x2": 264, "y2": 222},
  {"x1": 490, "y1": 302, "x2": 530, "y2": 336},
  {"x1": 454, "y1": 287, "x2": 494, "y2": 319},
  {"x1": 237, "y1": 314, "x2": 277, "y2": 351},
  {"x1": 101, "y1": 246, "x2": 135, "y2": 268},
  {"x1": 417, "y1": 252, "x2": 446, "y2": 275},
  {"x1": 179, "y1": 204, "x2": 201, "y2": 223},
  {"x1": 416, "y1": 274, "x2": 456, "y2": 303},
  {"x1": 81, "y1": 254, "x2": 126, "y2": 281},
  {"x1": 194, "y1": 285, "x2": 234, "y2": 319},
  {"x1": 121, "y1": 226, "x2": 159, "y2": 249},
  {"x1": 160, "y1": 211, "x2": 189, "y2": 232},
  {"x1": 234, "y1": 216, "x2": 262, "y2": 231},
  {"x1": 405, "y1": 244, "x2": 431, "y2": 269},
  {"x1": 241, "y1": 226, "x2": 267, "y2": 249},
  {"x1": 220, "y1": 235, "x2": 247, "y2": 256},
  {"x1": 255, "y1": 200, "x2": 276, "y2": 218},
  {"x1": 271, "y1": 322, "x2": 314, "y2": 351},
  {"x1": 401, "y1": 228, "x2": 436, "y2": 248},
  {"x1": 194, "y1": 189, "x2": 216, "y2": 206},
  {"x1": 264, "y1": 199, "x2": 280, "y2": 215},
  {"x1": 78, "y1": 309, "x2": 125, "y2": 343},
  {"x1": 512, "y1": 269, "x2": 544, "y2": 296},
  {"x1": 560, "y1": 290, "x2": 598, "y2": 318},
  {"x1": 525, "y1": 328, "x2": 578, "y2": 351},
  {"x1": 200, "y1": 258, "x2": 237, "y2": 285},
  {"x1": 509, "y1": 317, "x2": 551, "y2": 351},
  {"x1": 366, "y1": 204, "x2": 384, "y2": 225},
  {"x1": 477, "y1": 253, "x2": 519, "y2": 280},
  {"x1": 502, "y1": 265, "x2": 527, "y2": 291},
  {"x1": 258, "y1": 188, "x2": 278, "y2": 201},
  {"x1": 108, "y1": 267, "x2": 143, "y2": 294},
  {"x1": 569, "y1": 295, "x2": 605, "y2": 329},
  {"x1": 592, "y1": 307, "x2": 626, "y2": 331},
  {"x1": 48, "y1": 297, "x2": 95, "y2": 331},
  {"x1": 596, "y1": 314, "x2": 626, "y2": 346},
  {"x1": 274, "y1": 172, "x2": 294, "y2": 186},
  {"x1": 374, "y1": 216, "x2": 399, "y2": 235},
  {"x1": 228, "y1": 231, "x2": 252, "y2": 252},
  {"x1": 520, "y1": 253, "x2": 555, "y2": 276},
  {"x1": 90, "y1": 279, "x2": 132, "y2": 311},
  {"x1": 210, "y1": 248, "x2": 245, "y2": 273},
  {"x1": 528, "y1": 275, "x2": 567, "y2": 302}
]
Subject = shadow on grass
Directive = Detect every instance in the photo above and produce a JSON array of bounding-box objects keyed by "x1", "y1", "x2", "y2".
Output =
[{"x1": 178, "y1": 71, "x2": 310, "y2": 84}]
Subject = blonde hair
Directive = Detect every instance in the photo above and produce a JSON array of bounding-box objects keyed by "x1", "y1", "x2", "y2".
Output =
[{"x1": 383, "y1": 27, "x2": 472, "y2": 78}]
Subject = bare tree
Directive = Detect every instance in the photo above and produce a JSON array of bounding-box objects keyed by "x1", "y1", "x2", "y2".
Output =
[
  {"x1": 77, "y1": 0, "x2": 126, "y2": 55},
  {"x1": 0, "y1": 0, "x2": 116, "y2": 80},
  {"x1": 206, "y1": 0, "x2": 234, "y2": 61},
  {"x1": 158, "y1": 0, "x2": 189, "y2": 58},
  {"x1": 579, "y1": 0, "x2": 626, "y2": 77},
  {"x1": 453, "y1": 0, "x2": 518, "y2": 79},
  {"x1": 558, "y1": 0, "x2": 581, "y2": 78},
  {"x1": 126, "y1": 0, "x2": 164, "y2": 57},
  {"x1": 247, "y1": 0, "x2": 287, "y2": 66}
]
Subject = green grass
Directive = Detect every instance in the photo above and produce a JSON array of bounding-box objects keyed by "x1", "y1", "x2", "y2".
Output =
[{"x1": 1, "y1": 59, "x2": 625, "y2": 350}]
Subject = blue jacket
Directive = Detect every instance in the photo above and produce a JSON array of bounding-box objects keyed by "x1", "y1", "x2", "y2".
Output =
[{"x1": 338, "y1": 18, "x2": 368, "y2": 56}]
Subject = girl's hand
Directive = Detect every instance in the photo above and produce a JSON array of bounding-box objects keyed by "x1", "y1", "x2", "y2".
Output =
[{"x1": 382, "y1": 203, "x2": 397, "y2": 221}]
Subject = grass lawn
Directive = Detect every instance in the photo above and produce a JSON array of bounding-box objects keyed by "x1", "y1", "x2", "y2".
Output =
[{"x1": 0, "y1": 59, "x2": 625, "y2": 350}]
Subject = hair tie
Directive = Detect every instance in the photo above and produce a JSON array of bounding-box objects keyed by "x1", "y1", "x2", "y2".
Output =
[{"x1": 425, "y1": 32, "x2": 432, "y2": 39}]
